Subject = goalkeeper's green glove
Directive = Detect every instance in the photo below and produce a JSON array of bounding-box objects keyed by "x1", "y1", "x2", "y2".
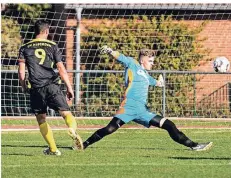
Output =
[{"x1": 100, "y1": 45, "x2": 113, "y2": 54}]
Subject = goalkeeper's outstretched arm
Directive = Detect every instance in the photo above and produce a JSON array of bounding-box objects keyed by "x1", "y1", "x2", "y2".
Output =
[
  {"x1": 100, "y1": 45, "x2": 120, "y2": 59},
  {"x1": 100, "y1": 45, "x2": 133, "y2": 67}
]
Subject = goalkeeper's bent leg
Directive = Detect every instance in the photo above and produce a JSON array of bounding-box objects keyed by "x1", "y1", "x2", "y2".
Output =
[
  {"x1": 37, "y1": 114, "x2": 58, "y2": 152},
  {"x1": 83, "y1": 117, "x2": 125, "y2": 149},
  {"x1": 149, "y1": 115, "x2": 198, "y2": 147}
]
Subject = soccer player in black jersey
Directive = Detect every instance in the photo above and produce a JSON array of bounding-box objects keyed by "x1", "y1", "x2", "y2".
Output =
[{"x1": 18, "y1": 20, "x2": 83, "y2": 156}]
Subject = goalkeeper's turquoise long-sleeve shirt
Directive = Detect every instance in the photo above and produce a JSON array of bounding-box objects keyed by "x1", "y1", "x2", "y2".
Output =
[{"x1": 117, "y1": 54, "x2": 157, "y2": 105}]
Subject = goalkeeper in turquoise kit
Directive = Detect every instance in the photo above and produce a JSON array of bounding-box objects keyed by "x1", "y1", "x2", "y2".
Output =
[{"x1": 83, "y1": 46, "x2": 213, "y2": 151}]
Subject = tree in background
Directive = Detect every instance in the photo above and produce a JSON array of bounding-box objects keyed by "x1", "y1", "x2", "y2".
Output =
[
  {"x1": 1, "y1": 18, "x2": 21, "y2": 60},
  {"x1": 1, "y1": 4, "x2": 51, "y2": 68}
]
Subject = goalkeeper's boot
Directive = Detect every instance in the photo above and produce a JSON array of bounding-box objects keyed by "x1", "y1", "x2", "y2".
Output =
[
  {"x1": 43, "y1": 147, "x2": 61, "y2": 156},
  {"x1": 191, "y1": 142, "x2": 213, "y2": 151},
  {"x1": 68, "y1": 128, "x2": 84, "y2": 150}
]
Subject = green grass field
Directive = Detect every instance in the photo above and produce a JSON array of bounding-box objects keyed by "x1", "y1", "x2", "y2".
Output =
[{"x1": 2, "y1": 129, "x2": 231, "y2": 178}]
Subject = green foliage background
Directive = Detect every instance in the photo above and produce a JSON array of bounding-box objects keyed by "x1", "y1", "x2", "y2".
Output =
[
  {"x1": 1, "y1": 4, "x2": 51, "y2": 60},
  {"x1": 1, "y1": 18, "x2": 21, "y2": 58}
]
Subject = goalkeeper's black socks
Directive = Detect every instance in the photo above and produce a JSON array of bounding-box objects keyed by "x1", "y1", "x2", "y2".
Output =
[
  {"x1": 83, "y1": 141, "x2": 89, "y2": 149},
  {"x1": 83, "y1": 117, "x2": 124, "y2": 149},
  {"x1": 83, "y1": 132, "x2": 102, "y2": 149},
  {"x1": 161, "y1": 119, "x2": 198, "y2": 147},
  {"x1": 84, "y1": 118, "x2": 199, "y2": 149}
]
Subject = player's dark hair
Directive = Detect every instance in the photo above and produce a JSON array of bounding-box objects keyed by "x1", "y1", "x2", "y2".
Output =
[
  {"x1": 139, "y1": 49, "x2": 156, "y2": 59},
  {"x1": 34, "y1": 20, "x2": 50, "y2": 35}
]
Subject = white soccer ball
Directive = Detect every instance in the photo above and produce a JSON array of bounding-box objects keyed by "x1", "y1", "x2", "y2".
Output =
[{"x1": 213, "y1": 56, "x2": 230, "y2": 73}]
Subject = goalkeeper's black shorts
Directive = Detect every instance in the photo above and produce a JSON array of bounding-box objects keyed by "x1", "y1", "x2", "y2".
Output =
[{"x1": 30, "y1": 83, "x2": 69, "y2": 115}]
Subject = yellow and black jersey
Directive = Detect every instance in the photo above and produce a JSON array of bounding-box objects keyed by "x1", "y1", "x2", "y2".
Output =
[{"x1": 18, "y1": 38, "x2": 63, "y2": 88}]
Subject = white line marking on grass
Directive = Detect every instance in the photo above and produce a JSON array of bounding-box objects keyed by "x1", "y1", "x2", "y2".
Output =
[{"x1": 3, "y1": 162, "x2": 231, "y2": 168}]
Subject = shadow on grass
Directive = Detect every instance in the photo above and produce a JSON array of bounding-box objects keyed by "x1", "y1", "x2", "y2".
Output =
[
  {"x1": 1, "y1": 144, "x2": 73, "y2": 156},
  {"x1": 92, "y1": 146, "x2": 183, "y2": 151},
  {"x1": 1, "y1": 144, "x2": 73, "y2": 150},
  {"x1": 169, "y1": 156, "x2": 231, "y2": 160},
  {"x1": 1, "y1": 153, "x2": 34, "y2": 156},
  {"x1": 2, "y1": 144, "x2": 186, "y2": 153}
]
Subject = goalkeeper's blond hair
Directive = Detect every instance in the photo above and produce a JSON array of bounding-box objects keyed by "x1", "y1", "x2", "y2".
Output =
[{"x1": 139, "y1": 49, "x2": 156, "y2": 59}]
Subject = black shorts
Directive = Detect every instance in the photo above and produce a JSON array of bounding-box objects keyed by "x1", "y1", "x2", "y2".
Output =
[{"x1": 30, "y1": 83, "x2": 69, "y2": 115}]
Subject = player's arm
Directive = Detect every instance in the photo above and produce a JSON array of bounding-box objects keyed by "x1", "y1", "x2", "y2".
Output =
[
  {"x1": 18, "y1": 60, "x2": 27, "y2": 92},
  {"x1": 100, "y1": 45, "x2": 132, "y2": 67},
  {"x1": 56, "y1": 62, "x2": 74, "y2": 101},
  {"x1": 18, "y1": 46, "x2": 27, "y2": 93},
  {"x1": 149, "y1": 74, "x2": 164, "y2": 87},
  {"x1": 100, "y1": 45, "x2": 120, "y2": 59},
  {"x1": 53, "y1": 45, "x2": 74, "y2": 101}
]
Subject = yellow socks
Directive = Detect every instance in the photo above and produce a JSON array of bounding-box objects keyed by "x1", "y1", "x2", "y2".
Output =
[
  {"x1": 39, "y1": 122, "x2": 57, "y2": 152},
  {"x1": 64, "y1": 113, "x2": 77, "y2": 130}
]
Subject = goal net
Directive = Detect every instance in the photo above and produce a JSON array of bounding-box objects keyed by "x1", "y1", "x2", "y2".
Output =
[{"x1": 1, "y1": 3, "x2": 231, "y2": 130}]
